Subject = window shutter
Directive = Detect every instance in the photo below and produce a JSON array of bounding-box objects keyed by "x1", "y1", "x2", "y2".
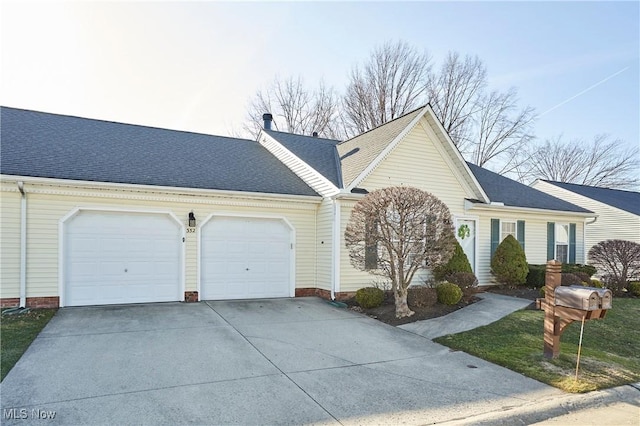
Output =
[
  {"x1": 491, "y1": 219, "x2": 500, "y2": 259},
  {"x1": 547, "y1": 222, "x2": 555, "y2": 261},
  {"x1": 517, "y1": 220, "x2": 525, "y2": 251},
  {"x1": 569, "y1": 223, "x2": 576, "y2": 264},
  {"x1": 365, "y1": 219, "x2": 379, "y2": 270}
]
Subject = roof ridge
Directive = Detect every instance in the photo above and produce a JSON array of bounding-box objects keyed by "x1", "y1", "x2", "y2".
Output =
[
  {"x1": 0, "y1": 106, "x2": 255, "y2": 143},
  {"x1": 545, "y1": 180, "x2": 640, "y2": 194},
  {"x1": 265, "y1": 129, "x2": 341, "y2": 144}
]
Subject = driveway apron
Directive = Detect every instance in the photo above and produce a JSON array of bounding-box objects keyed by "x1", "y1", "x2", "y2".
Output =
[{"x1": 0, "y1": 298, "x2": 562, "y2": 425}]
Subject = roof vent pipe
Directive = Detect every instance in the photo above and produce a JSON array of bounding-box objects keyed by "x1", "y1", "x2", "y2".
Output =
[
  {"x1": 312, "y1": 132, "x2": 318, "y2": 138},
  {"x1": 262, "y1": 113, "x2": 273, "y2": 130}
]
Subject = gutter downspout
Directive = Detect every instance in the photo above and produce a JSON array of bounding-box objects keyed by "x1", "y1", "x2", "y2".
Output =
[
  {"x1": 331, "y1": 198, "x2": 341, "y2": 301},
  {"x1": 17, "y1": 181, "x2": 27, "y2": 308},
  {"x1": 584, "y1": 216, "x2": 598, "y2": 264}
]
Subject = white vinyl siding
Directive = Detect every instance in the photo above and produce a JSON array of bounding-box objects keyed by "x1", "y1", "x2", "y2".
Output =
[
  {"x1": 0, "y1": 189, "x2": 21, "y2": 298},
  {"x1": 0, "y1": 180, "x2": 318, "y2": 300},
  {"x1": 358, "y1": 121, "x2": 476, "y2": 217},
  {"x1": 532, "y1": 181, "x2": 639, "y2": 253}
]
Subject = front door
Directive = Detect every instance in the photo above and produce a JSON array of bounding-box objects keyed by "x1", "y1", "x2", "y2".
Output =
[{"x1": 456, "y1": 218, "x2": 477, "y2": 273}]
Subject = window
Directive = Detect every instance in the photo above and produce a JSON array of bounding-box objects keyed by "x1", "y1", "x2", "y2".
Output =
[
  {"x1": 547, "y1": 222, "x2": 576, "y2": 263},
  {"x1": 555, "y1": 223, "x2": 569, "y2": 263},
  {"x1": 501, "y1": 221, "x2": 517, "y2": 241},
  {"x1": 491, "y1": 219, "x2": 525, "y2": 258}
]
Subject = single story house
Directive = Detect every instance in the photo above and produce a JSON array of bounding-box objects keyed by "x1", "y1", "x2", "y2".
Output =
[
  {"x1": 0, "y1": 105, "x2": 594, "y2": 308},
  {"x1": 532, "y1": 180, "x2": 640, "y2": 254}
]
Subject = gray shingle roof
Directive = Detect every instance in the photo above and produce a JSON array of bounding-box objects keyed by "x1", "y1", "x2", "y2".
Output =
[
  {"x1": 337, "y1": 106, "x2": 424, "y2": 187},
  {"x1": 0, "y1": 107, "x2": 318, "y2": 196},
  {"x1": 543, "y1": 181, "x2": 640, "y2": 216},
  {"x1": 264, "y1": 130, "x2": 343, "y2": 187},
  {"x1": 467, "y1": 163, "x2": 592, "y2": 213}
]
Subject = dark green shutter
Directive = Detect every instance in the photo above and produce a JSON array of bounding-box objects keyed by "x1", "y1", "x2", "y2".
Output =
[
  {"x1": 365, "y1": 219, "x2": 378, "y2": 270},
  {"x1": 490, "y1": 219, "x2": 500, "y2": 259},
  {"x1": 517, "y1": 220, "x2": 525, "y2": 251},
  {"x1": 569, "y1": 223, "x2": 576, "y2": 264},
  {"x1": 547, "y1": 222, "x2": 555, "y2": 261}
]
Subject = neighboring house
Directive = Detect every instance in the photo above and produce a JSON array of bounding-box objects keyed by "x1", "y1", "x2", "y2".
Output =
[
  {"x1": 532, "y1": 180, "x2": 640, "y2": 255},
  {"x1": 0, "y1": 105, "x2": 594, "y2": 308}
]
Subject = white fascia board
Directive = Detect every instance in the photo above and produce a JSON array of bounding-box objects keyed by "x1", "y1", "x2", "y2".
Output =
[
  {"x1": 346, "y1": 106, "x2": 429, "y2": 192},
  {"x1": 258, "y1": 131, "x2": 340, "y2": 197},
  {"x1": 467, "y1": 202, "x2": 597, "y2": 218},
  {"x1": 423, "y1": 104, "x2": 490, "y2": 204},
  {"x1": 0, "y1": 174, "x2": 321, "y2": 204}
]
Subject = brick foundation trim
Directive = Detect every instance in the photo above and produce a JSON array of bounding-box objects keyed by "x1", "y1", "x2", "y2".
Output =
[
  {"x1": 184, "y1": 291, "x2": 199, "y2": 303},
  {"x1": 294, "y1": 288, "x2": 355, "y2": 301},
  {"x1": 1, "y1": 297, "x2": 60, "y2": 309}
]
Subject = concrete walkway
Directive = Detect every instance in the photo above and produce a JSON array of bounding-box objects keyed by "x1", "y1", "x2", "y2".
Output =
[{"x1": 399, "y1": 292, "x2": 533, "y2": 339}]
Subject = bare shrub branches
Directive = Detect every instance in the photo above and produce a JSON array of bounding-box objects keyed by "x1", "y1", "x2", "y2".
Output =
[
  {"x1": 588, "y1": 239, "x2": 640, "y2": 293},
  {"x1": 345, "y1": 187, "x2": 456, "y2": 318}
]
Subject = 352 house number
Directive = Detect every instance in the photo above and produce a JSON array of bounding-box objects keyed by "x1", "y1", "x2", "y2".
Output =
[{"x1": 186, "y1": 228, "x2": 196, "y2": 233}]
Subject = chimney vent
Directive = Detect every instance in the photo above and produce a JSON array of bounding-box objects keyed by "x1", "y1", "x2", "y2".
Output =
[
  {"x1": 312, "y1": 131, "x2": 318, "y2": 138},
  {"x1": 262, "y1": 113, "x2": 273, "y2": 130}
]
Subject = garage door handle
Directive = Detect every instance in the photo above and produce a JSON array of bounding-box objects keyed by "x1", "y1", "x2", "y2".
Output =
[{"x1": 246, "y1": 268, "x2": 249, "y2": 271}]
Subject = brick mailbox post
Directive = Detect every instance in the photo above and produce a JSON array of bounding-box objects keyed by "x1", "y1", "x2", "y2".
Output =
[{"x1": 536, "y1": 260, "x2": 612, "y2": 359}]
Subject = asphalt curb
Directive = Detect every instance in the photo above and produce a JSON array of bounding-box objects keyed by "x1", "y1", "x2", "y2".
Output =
[{"x1": 438, "y1": 383, "x2": 640, "y2": 425}]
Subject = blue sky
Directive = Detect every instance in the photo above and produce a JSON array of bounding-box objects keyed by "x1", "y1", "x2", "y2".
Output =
[{"x1": 2, "y1": 1, "x2": 638, "y2": 151}]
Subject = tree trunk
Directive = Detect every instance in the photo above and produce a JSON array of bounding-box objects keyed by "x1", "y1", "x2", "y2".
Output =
[{"x1": 394, "y1": 286, "x2": 414, "y2": 319}]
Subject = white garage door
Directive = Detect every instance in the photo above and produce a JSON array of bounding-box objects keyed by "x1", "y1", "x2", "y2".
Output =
[
  {"x1": 201, "y1": 216, "x2": 292, "y2": 300},
  {"x1": 64, "y1": 211, "x2": 182, "y2": 306}
]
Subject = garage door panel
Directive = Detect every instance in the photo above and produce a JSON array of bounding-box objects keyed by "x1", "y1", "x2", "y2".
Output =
[
  {"x1": 201, "y1": 217, "x2": 292, "y2": 300},
  {"x1": 65, "y1": 211, "x2": 182, "y2": 307}
]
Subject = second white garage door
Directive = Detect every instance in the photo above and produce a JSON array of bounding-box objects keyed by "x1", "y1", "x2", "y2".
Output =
[{"x1": 200, "y1": 216, "x2": 292, "y2": 300}]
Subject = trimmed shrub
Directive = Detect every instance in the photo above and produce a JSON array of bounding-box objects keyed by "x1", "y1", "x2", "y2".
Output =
[
  {"x1": 562, "y1": 263, "x2": 597, "y2": 277},
  {"x1": 591, "y1": 278, "x2": 603, "y2": 288},
  {"x1": 355, "y1": 287, "x2": 385, "y2": 309},
  {"x1": 436, "y1": 282, "x2": 463, "y2": 305},
  {"x1": 407, "y1": 286, "x2": 437, "y2": 308},
  {"x1": 432, "y1": 240, "x2": 472, "y2": 282},
  {"x1": 589, "y1": 240, "x2": 640, "y2": 294},
  {"x1": 629, "y1": 282, "x2": 640, "y2": 297},
  {"x1": 526, "y1": 264, "x2": 546, "y2": 288},
  {"x1": 446, "y1": 272, "x2": 478, "y2": 290},
  {"x1": 491, "y1": 235, "x2": 529, "y2": 286},
  {"x1": 574, "y1": 272, "x2": 592, "y2": 285},
  {"x1": 561, "y1": 273, "x2": 583, "y2": 286}
]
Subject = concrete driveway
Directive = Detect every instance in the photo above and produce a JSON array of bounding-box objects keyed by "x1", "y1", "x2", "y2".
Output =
[{"x1": 1, "y1": 298, "x2": 563, "y2": 425}]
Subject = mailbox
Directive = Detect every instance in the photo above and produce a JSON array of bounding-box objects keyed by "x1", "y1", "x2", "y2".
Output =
[
  {"x1": 568, "y1": 286, "x2": 613, "y2": 309},
  {"x1": 554, "y1": 286, "x2": 600, "y2": 311}
]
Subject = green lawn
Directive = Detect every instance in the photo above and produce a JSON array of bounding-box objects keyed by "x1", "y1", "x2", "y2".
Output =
[
  {"x1": 1, "y1": 308, "x2": 57, "y2": 381},
  {"x1": 434, "y1": 298, "x2": 640, "y2": 393}
]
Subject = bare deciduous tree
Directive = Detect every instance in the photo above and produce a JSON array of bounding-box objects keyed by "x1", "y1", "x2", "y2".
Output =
[
  {"x1": 244, "y1": 75, "x2": 342, "y2": 139},
  {"x1": 345, "y1": 187, "x2": 456, "y2": 318},
  {"x1": 466, "y1": 89, "x2": 536, "y2": 173},
  {"x1": 343, "y1": 40, "x2": 431, "y2": 137},
  {"x1": 427, "y1": 52, "x2": 486, "y2": 146},
  {"x1": 588, "y1": 239, "x2": 640, "y2": 294},
  {"x1": 522, "y1": 134, "x2": 640, "y2": 189}
]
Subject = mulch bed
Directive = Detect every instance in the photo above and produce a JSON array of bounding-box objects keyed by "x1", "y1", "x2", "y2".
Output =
[
  {"x1": 344, "y1": 287, "x2": 480, "y2": 326},
  {"x1": 344, "y1": 285, "x2": 545, "y2": 326}
]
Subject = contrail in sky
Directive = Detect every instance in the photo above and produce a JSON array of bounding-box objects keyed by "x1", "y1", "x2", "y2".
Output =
[{"x1": 537, "y1": 66, "x2": 629, "y2": 118}]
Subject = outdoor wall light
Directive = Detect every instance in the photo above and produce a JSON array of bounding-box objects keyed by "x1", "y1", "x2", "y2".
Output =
[{"x1": 188, "y1": 211, "x2": 196, "y2": 227}]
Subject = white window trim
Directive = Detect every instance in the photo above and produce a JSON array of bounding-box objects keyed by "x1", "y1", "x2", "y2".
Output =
[{"x1": 500, "y1": 219, "x2": 518, "y2": 242}]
